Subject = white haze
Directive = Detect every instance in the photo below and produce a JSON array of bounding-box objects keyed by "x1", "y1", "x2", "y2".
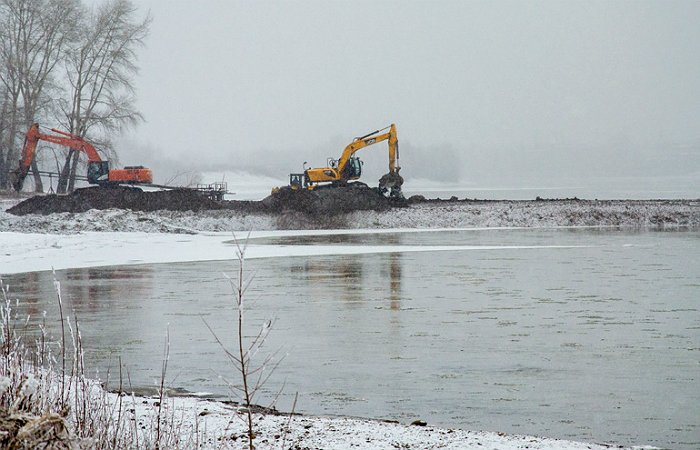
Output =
[{"x1": 109, "y1": 0, "x2": 700, "y2": 198}]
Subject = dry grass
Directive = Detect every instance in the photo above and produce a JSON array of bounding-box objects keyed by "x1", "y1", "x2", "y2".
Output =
[
  {"x1": 0, "y1": 249, "x2": 291, "y2": 450},
  {"x1": 0, "y1": 276, "x2": 216, "y2": 449}
]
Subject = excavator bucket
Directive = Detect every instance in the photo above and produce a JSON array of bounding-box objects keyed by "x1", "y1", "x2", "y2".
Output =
[
  {"x1": 9, "y1": 169, "x2": 24, "y2": 192},
  {"x1": 378, "y1": 170, "x2": 404, "y2": 199}
]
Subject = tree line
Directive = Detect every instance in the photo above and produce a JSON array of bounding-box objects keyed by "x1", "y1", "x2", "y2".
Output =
[{"x1": 0, "y1": 0, "x2": 150, "y2": 193}]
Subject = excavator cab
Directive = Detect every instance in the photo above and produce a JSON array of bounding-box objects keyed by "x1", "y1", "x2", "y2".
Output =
[
  {"x1": 289, "y1": 173, "x2": 306, "y2": 190},
  {"x1": 87, "y1": 161, "x2": 110, "y2": 184},
  {"x1": 342, "y1": 156, "x2": 363, "y2": 179}
]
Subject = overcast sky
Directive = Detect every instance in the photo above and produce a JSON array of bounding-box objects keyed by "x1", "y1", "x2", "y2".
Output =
[{"x1": 114, "y1": 0, "x2": 699, "y2": 191}]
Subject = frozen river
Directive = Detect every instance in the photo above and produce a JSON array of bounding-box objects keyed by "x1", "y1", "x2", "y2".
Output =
[{"x1": 6, "y1": 228, "x2": 699, "y2": 449}]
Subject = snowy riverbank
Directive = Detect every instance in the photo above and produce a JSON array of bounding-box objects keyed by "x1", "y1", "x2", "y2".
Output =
[
  {"x1": 110, "y1": 391, "x2": 651, "y2": 450},
  {"x1": 1, "y1": 199, "x2": 698, "y2": 234}
]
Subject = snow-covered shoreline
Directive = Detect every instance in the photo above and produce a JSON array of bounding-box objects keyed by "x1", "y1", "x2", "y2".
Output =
[{"x1": 112, "y1": 391, "x2": 650, "y2": 450}]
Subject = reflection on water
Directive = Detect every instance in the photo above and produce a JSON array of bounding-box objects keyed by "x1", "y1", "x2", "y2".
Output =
[
  {"x1": 63, "y1": 267, "x2": 153, "y2": 312},
  {"x1": 260, "y1": 232, "x2": 408, "y2": 245},
  {"x1": 294, "y1": 251, "x2": 403, "y2": 309},
  {"x1": 8, "y1": 267, "x2": 153, "y2": 316},
  {"x1": 389, "y1": 253, "x2": 401, "y2": 310},
  {"x1": 4, "y1": 229, "x2": 700, "y2": 449}
]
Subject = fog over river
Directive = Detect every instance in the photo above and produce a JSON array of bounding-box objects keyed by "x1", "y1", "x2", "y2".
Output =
[{"x1": 6, "y1": 228, "x2": 699, "y2": 449}]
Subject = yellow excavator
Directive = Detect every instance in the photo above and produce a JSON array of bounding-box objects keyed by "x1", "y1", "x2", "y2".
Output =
[{"x1": 288, "y1": 123, "x2": 404, "y2": 198}]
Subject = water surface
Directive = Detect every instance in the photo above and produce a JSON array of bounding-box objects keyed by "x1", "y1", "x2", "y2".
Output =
[{"x1": 6, "y1": 228, "x2": 699, "y2": 449}]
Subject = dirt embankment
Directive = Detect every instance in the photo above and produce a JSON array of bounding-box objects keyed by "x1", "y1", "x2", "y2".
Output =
[
  {"x1": 7, "y1": 186, "x2": 223, "y2": 215},
  {"x1": 7, "y1": 184, "x2": 396, "y2": 216}
]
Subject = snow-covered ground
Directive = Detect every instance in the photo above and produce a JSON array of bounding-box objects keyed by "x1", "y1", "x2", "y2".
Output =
[
  {"x1": 0, "y1": 230, "x2": 596, "y2": 275},
  {"x1": 114, "y1": 392, "x2": 652, "y2": 450},
  {"x1": 2, "y1": 197, "x2": 692, "y2": 449},
  {"x1": 1, "y1": 199, "x2": 698, "y2": 234}
]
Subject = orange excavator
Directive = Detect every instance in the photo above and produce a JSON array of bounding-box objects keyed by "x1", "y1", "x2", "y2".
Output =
[{"x1": 11, "y1": 123, "x2": 152, "y2": 192}]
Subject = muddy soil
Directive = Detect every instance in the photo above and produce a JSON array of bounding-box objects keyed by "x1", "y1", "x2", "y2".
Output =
[
  {"x1": 7, "y1": 186, "x2": 223, "y2": 216},
  {"x1": 7, "y1": 183, "x2": 396, "y2": 216},
  {"x1": 259, "y1": 184, "x2": 394, "y2": 214}
]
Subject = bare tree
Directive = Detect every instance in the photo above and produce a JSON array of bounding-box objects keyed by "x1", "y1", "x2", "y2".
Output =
[
  {"x1": 0, "y1": 2, "x2": 24, "y2": 190},
  {"x1": 204, "y1": 240, "x2": 286, "y2": 450},
  {"x1": 0, "y1": 86, "x2": 18, "y2": 191},
  {"x1": 0, "y1": 0, "x2": 80, "y2": 192},
  {"x1": 55, "y1": 0, "x2": 150, "y2": 193}
]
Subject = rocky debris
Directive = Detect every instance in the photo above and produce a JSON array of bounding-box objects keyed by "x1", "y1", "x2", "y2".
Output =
[
  {"x1": 406, "y1": 195, "x2": 502, "y2": 204},
  {"x1": 7, "y1": 183, "x2": 394, "y2": 216}
]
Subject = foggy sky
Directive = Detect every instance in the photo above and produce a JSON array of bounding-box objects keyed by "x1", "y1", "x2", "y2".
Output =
[{"x1": 114, "y1": 0, "x2": 700, "y2": 190}]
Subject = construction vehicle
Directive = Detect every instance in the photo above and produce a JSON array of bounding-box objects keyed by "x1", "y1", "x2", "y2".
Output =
[
  {"x1": 11, "y1": 123, "x2": 152, "y2": 192},
  {"x1": 288, "y1": 123, "x2": 404, "y2": 198}
]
